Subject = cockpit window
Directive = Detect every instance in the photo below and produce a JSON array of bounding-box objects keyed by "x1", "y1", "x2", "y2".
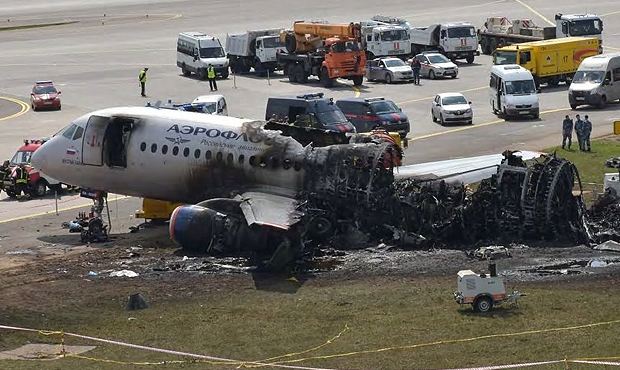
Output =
[
  {"x1": 72, "y1": 126, "x2": 84, "y2": 140},
  {"x1": 62, "y1": 124, "x2": 77, "y2": 139}
]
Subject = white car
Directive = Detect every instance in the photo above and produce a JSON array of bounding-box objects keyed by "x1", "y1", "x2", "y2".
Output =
[
  {"x1": 431, "y1": 93, "x2": 473, "y2": 125},
  {"x1": 366, "y1": 57, "x2": 414, "y2": 83},
  {"x1": 192, "y1": 95, "x2": 228, "y2": 115},
  {"x1": 414, "y1": 52, "x2": 458, "y2": 79}
]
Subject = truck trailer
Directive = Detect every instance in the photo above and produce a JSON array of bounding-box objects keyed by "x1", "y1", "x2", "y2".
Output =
[
  {"x1": 410, "y1": 22, "x2": 478, "y2": 63},
  {"x1": 493, "y1": 36, "x2": 601, "y2": 87},
  {"x1": 479, "y1": 13, "x2": 603, "y2": 55},
  {"x1": 226, "y1": 29, "x2": 285, "y2": 75}
]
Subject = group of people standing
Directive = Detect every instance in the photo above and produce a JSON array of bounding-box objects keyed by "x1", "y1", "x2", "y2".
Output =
[
  {"x1": 138, "y1": 64, "x2": 218, "y2": 97},
  {"x1": 562, "y1": 114, "x2": 592, "y2": 151}
]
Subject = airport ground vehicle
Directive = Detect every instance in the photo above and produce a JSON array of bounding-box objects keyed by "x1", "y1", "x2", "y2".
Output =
[
  {"x1": 365, "y1": 57, "x2": 414, "y2": 83},
  {"x1": 3, "y1": 139, "x2": 63, "y2": 198},
  {"x1": 479, "y1": 13, "x2": 603, "y2": 55},
  {"x1": 336, "y1": 97, "x2": 410, "y2": 137},
  {"x1": 360, "y1": 20, "x2": 411, "y2": 58},
  {"x1": 569, "y1": 52, "x2": 620, "y2": 109},
  {"x1": 410, "y1": 22, "x2": 478, "y2": 63},
  {"x1": 177, "y1": 32, "x2": 229, "y2": 79},
  {"x1": 156, "y1": 95, "x2": 228, "y2": 116},
  {"x1": 454, "y1": 265, "x2": 524, "y2": 312},
  {"x1": 277, "y1": 22, "x2": 366, "y2": 87},
  {"x1": 494, "y1": 37, "x2": 601, "y2": 87},
  {"x1": 489, "y1": 65, "x2": 539, "y2": 119},
  {"x1": 265, "y1": 93, "x2": 355, "y2": 133},
  {"x1": 431, "y1": 93, "x2": 473, "y2": 125},
  {"x1": 413, "y1": 52, "x2": 458, "y2": 79},
  {"x1": 30, "y1": 81, "x2": 61, "y2": 111},
  {"x1": 226, "y1": 29, "x2": 285, "y2": 75}
]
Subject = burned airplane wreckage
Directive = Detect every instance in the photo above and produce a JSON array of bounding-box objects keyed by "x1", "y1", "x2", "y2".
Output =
[{"x1": 170, "y1": 121, "x2": 589, "y2": 270}]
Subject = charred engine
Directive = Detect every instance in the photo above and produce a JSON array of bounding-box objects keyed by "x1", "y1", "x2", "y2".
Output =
[{"x1": 395, "y1": 152, "x2": 588, "y2": 245}]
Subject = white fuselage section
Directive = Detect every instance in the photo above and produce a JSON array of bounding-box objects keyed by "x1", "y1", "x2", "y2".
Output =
[{"x1": 31, "y1": 107, "x2": 305, "y2": 203}]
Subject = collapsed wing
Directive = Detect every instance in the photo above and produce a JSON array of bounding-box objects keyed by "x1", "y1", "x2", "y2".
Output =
[
  {"x1": 236, "y1": 191, "x2": 302, "y2": 230},
  {"x1": 395, "y1": 150, "x2": 544, "y2": 184}
]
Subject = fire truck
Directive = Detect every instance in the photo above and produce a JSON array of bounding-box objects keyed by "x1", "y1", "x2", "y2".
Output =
[{"x1": 1, "y1": 139, "x2": 63, "y2": 198}]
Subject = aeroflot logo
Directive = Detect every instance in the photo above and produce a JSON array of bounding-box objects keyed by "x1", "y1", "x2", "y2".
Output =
[{"x1": 166, "y1": 124, "x2": 263, "y2": 143}]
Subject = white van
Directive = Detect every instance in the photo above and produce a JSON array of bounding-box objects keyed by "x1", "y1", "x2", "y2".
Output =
[
  {"x1": 569, "y1": 52, "x2": 620, "y2": 109},
  {"x1": 192, "y1": 95, "x2": 228, "y2": 116},
  {"x1": 489, "y1": 65, "x2": 539, "y2": 119},
  {"x1": 177, "y1": 32, "x2": 229, "y2": 80}
]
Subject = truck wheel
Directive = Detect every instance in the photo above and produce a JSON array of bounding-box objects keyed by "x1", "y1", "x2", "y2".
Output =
[
  {"x1": 474, "y1": 296, "x2": 493, "y2": 312},
  {"x1": 548, "y1": 77, "x2": 559, "y2": 87},
  {"x1": 6, "y1": 189, "x2": 16, "y2": 198},
  {"x1": 385, "y1": 73, "x2": 392, "y2": 84},
  {"x1": 181, "y1": 63, "x2": 191, "y2": 77},
  {"x1": 466, "y1": 55, "x2": 474, "y2": 64},
  {"x1": 320, "y1": 68, "x2": 334, "y2": 87},
  {"x1": 570, "y1": 103, "x2": 577, "y2": 110},
  {"x1": 32, "y1": 180, "x2": 47, "y2": 198},
  {"x1": 296, "y1": 65, "x2": 308, "y2": 84},
  {"x1": 288, "y1": 65, "x2": 297, "y2": 82},
  {"x1": 352, "y1": 76, "x2": 363, "y2": 86},
  {"x1": 255, "y1": 60, "x2": 266, "y2": 76}
]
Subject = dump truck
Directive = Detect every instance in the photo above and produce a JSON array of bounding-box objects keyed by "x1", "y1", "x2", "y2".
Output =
[
  {"x1": 360, "y1": 18, "x2": 411, "y2": 58},
  {"x1": 493, "y1": 36, "x2": 601, "y2": 87},
  {"x1": 226, "y1": 29, "x2": 286, "y2": 75},
  {"x1": 479, "y1": 13, "x2": 603, "y2": 55},
  {"x1": 277, "y1": 21, "x2": 366, "y2": 87},
  {"x1": 410, "y1": 22, "x2": 478, "y2": 63}
]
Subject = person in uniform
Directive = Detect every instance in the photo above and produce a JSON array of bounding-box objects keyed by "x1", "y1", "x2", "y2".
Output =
[{"x1": 139, "y1": 67, "x2": 148, "y2": 97}]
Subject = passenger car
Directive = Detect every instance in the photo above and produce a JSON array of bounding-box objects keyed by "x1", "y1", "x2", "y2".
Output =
[
  {"x1": 431, "y1": 93, "x2": 473, "y2": 125},
  {"x1": 366, "y1": 57, "x2": 414, "y2": 83},
  {"x1": 414, "y1": 52, "x2": 458, "y2": 79},
  {"x1": 30, "y1": 81, "x2": 61, "y2": 111},
  {"x1": 336, "y1": 97, "x2": 410, "y2": 137}
]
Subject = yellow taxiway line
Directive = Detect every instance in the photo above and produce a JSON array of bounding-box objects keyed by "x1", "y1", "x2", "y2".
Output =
[
  {"x1": 397, "y1": 85, "x2": 487, "y2": 105},
  {"x1": 0, "y1": 96, "x2": 29, "y2": 122},
  {"x1": 513, "y1": 0, "x2": 555, "y2": 26},
  {"x1": 409, "y1": 107, "x2": 570, "y2": 142},
  {"x1": 0, "y1": 195, "x2": 131, "y2": 224}
]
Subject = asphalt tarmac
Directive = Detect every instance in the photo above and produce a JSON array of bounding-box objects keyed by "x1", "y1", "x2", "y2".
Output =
[{"x1": 0, "y1": 0, "x2": 619, "y2": 224}]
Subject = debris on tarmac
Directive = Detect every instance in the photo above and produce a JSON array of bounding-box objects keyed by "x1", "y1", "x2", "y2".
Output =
[{"x1": 109, "y1": 270, "x2": 139, "y2": 278}]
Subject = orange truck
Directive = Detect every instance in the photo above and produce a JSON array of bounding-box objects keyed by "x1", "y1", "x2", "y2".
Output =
[{"x1": 277, "y1": 21, "x2": 366, "y2": 87}]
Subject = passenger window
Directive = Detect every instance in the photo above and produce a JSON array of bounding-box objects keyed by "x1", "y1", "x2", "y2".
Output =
[
  {"x1": 283, "y1": 159, "x2": 291, "y2": 169},
  {"x1": 205, "y1": 150, "x2": 212, "y2": 160},
  {"x1": 183, "y1": 147, "x2": 190, "y2": 157},
  {"x1": 614, "y1": 68, "x2": 620, "y2": 82},
  {"x1": 216, "y1": 152, "x2": 223, "y2": 162},
  {"x1": 140, "y1": 142, "x2": 147, "y2": 152},
  {"x1": 249, "y1": 156, "x2": 256, "y2": 166},
  {"x1": 172, "y1": 146, "x2": 179, "y2": 156},
  {"x1": 367, "y1": 35, "x2": 372, "y2": 42},
  {"x1": 62, "y1": 124, "x2": 77, "y2": 139},
  {"x1": 151, "y1": 143, "x2": 157, "y2": 153},
  {"x1": 227, "y1": 153, "x2": 233, "y2": 164},
  {"x1": 162, "y1": 145, "x2": 168, "y2": 154},
  {"x1": 72, "y1": 126, "x2": 84, "y2": 140},
  {"x1": 238, "y1": 154, "x2": 245, "y2": 164},
  {"x1": 194, "y1": 149, "x2": 201, "y2": 159}
]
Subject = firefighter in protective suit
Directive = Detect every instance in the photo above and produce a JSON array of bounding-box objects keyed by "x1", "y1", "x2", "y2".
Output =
[
  {"x1": 0, "y1": 160, "x2": 10, "y2": 194},
  {"x1": 14, "y1": 164, "x2": 30, "y2": 199}
]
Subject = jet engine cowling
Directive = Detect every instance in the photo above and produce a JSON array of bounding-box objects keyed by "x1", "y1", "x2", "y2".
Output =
[{"x1": 169, "y1": 205, "x2": 234, "y2": 253}]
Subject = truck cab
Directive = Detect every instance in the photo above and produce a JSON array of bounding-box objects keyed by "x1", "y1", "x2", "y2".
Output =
[
  {"x1": 360, "y1": 22, "x2": 411, "y2": 58},
  {"x1": 255, "y1": 35, "x2": 286, "y2": 65},
  {"x1": 411, "y1": 22, "x2": 479, "y2": 63},
  {"x1": 555, "y1": 13, "x2": 603, "y2": 41}
]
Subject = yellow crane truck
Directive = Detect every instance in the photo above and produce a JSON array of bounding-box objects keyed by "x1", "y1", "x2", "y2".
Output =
[{"x1": 493, "y1": 36, "x2": 601, "y2": 87}]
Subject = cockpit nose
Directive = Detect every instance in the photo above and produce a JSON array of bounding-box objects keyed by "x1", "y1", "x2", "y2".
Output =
[{"x1": 31, "y1": 141, "x2": 49, "y2": 172}]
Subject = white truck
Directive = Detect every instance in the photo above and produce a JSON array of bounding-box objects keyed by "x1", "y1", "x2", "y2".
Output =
[
  {"x1": 454, "y1": 265, "x2": 525, "y2": 312},
  {"x1": 226, "y1": 29, "x2": 285, "y2": 75},
  {"x1": 478, "y1": 13, "x2": 603, "y2": 55},
  {"x1": 360, "y1": 20, "x2": 411, "y2": 58},
  {"x1": 411, "y1": 22, "x2": 478, "y2": 64}
]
